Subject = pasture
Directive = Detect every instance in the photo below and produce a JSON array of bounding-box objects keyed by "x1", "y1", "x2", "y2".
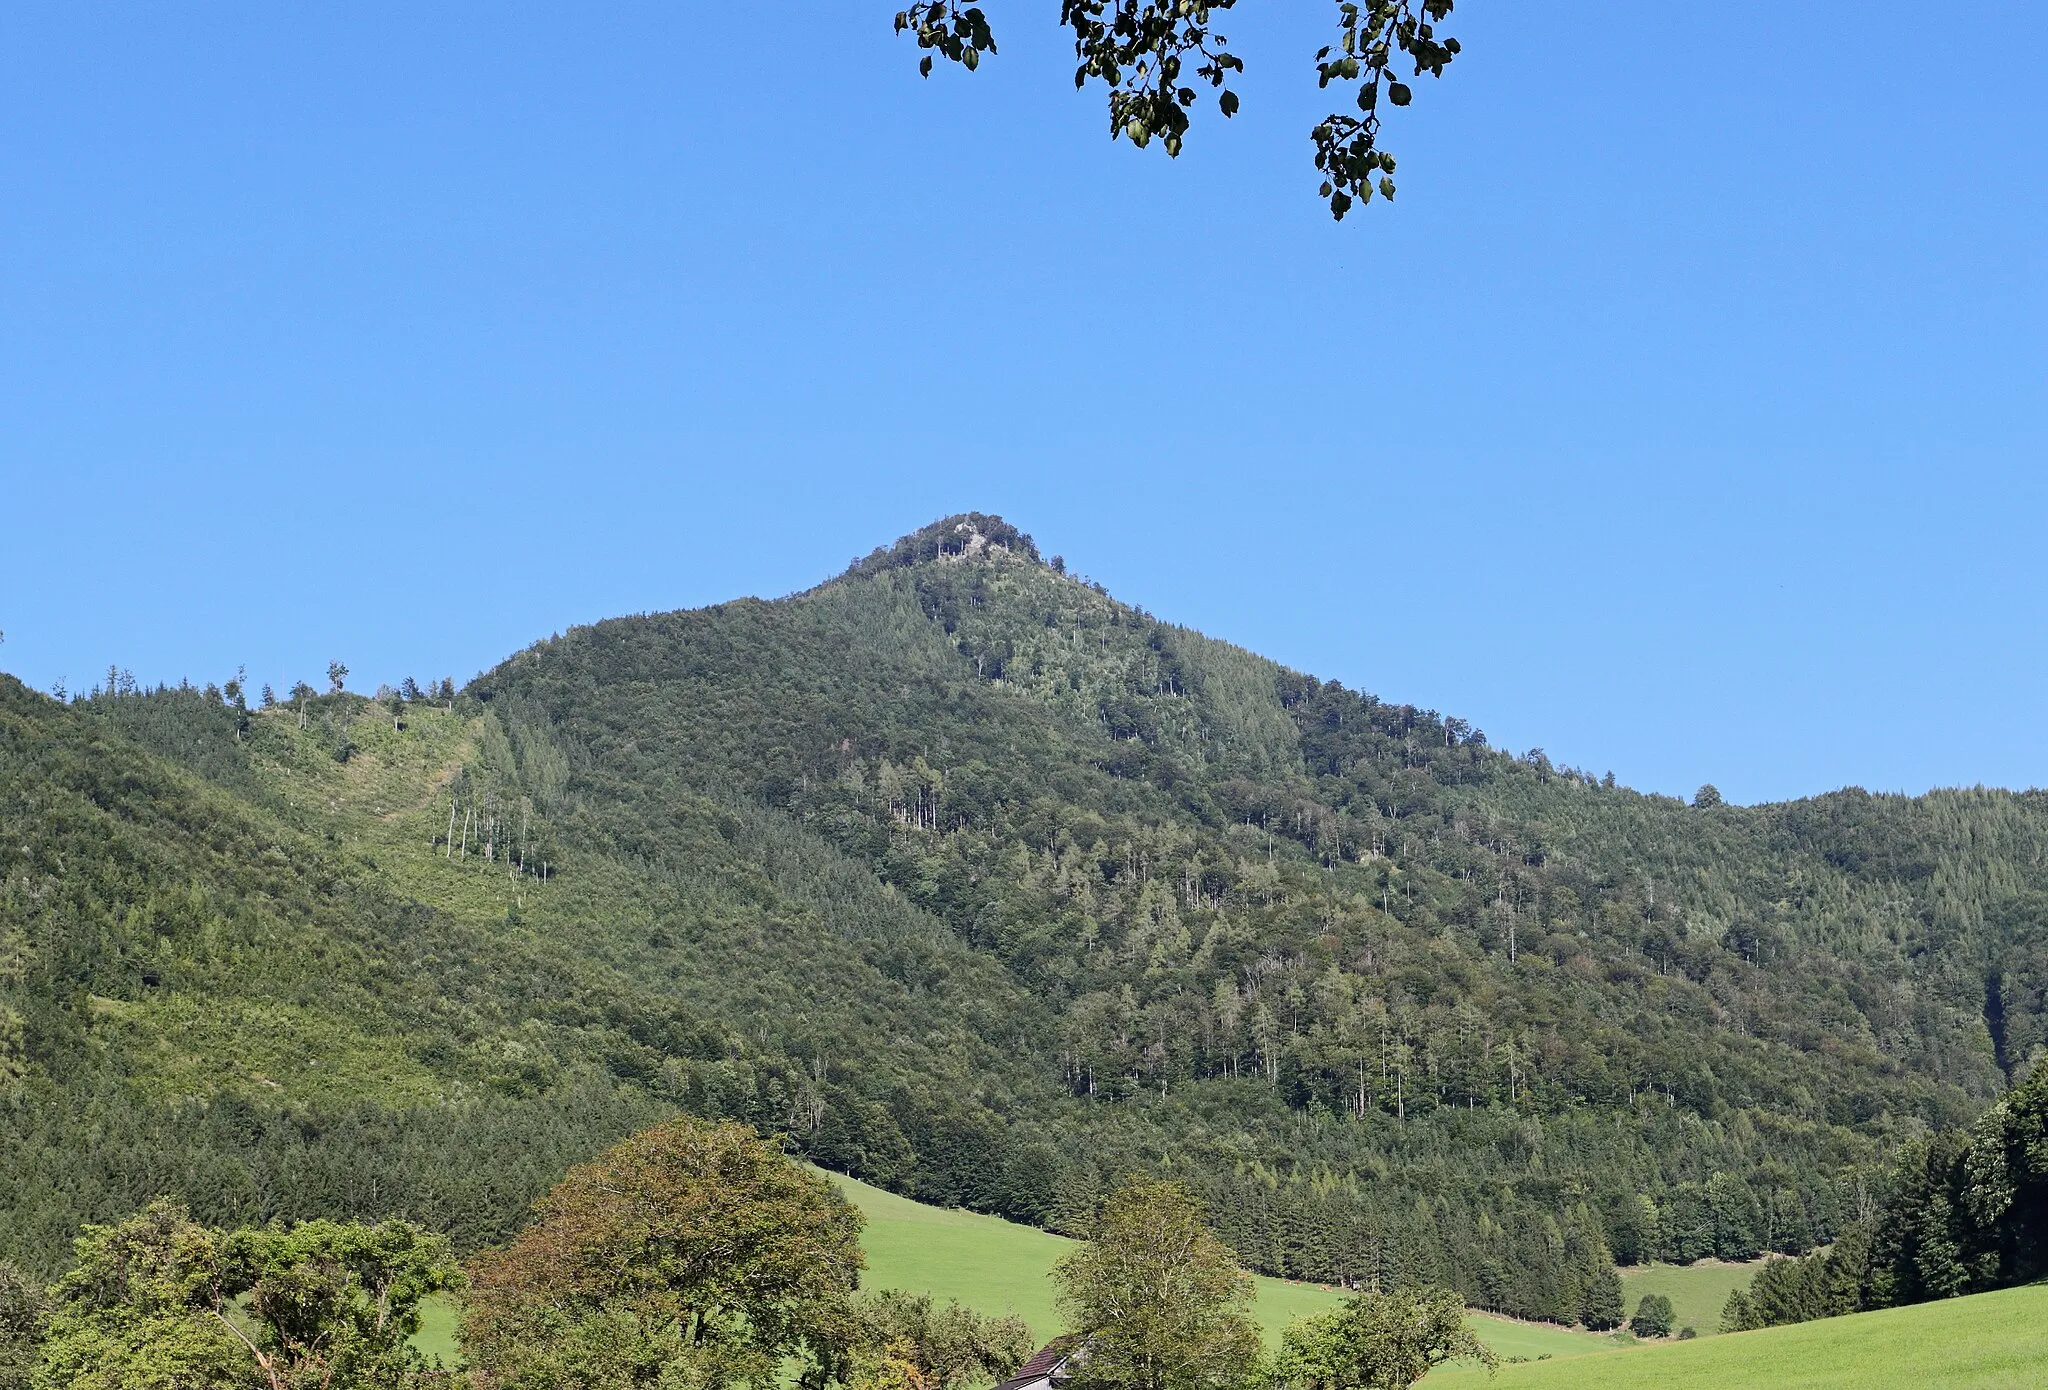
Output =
[{"x1": 1473, "y1": 1282, "x2": 2048, "y2": 1389}]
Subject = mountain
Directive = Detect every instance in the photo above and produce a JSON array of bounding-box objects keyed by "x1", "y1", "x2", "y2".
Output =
[{"x1": 2, "y1": 514, "x2": 2043, "y2": 1328}]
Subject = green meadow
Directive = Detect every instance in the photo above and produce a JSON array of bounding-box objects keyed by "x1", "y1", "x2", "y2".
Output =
[
  {"x1": 840, "y1": 1169, "x2": 2048, "y2": 1388},
  {"x1": 1474, "y1": 1282, "x2": 2048, "y2": 1389},
  {"x1": 1619, "y1": 1259, "x2": 1763, "y2": 1338},
  {"x1": 826, "y1": 1172, "x2": 1613, "y2": 1364},
  {"x1": 828, "y1": 1171, "x2": 1352, "y2": 1344}
]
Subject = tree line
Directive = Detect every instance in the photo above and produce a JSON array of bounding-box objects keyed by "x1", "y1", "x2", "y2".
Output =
[{"x1": 1722, "y1": 1060, "x2": 2048, "y2": 1333}]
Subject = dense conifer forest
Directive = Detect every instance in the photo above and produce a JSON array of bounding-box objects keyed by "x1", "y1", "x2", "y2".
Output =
[{"x1": 3, "y1": 515, "x2": 2044, "y2": 1328}]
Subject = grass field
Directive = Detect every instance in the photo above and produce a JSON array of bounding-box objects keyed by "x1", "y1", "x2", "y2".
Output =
[
  {"x1": 832, "y1": 1170, "x2": 1357, "y2": 1343},
  {"x1": 827, "y1": 1172, "x2": 1613, "y2": 1366},
  {"x1": 412, "y1": 1295, "x2": 462, "y2": 1367},
  {"x1": 1471, "y1": 1282, "x2": 2048, "y2": 1389},
  {"x1": 1619, "y1": 1259, "x2": 1762, "y2": 1337}
]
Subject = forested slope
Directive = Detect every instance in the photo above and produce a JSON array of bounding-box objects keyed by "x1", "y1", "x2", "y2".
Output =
[
  {"x1": 0, "y1": 667, "x2": 1046, "y2": 1274},
  {"x1": 3, "y1": 513, "x2": 2045, "y2": 1331},
  {"x1": 474, "y1": 516, "x2": 2048, "y2": 1317}
]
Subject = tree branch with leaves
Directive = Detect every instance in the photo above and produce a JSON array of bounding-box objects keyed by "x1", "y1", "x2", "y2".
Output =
[{"x1": 893, "y1": 1, "x2": 1460, "y2": 219}]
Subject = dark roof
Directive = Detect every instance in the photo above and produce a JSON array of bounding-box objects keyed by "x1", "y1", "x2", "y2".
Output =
[{"x1": 993, "y1": 1335, "x2": 1085, "y2": 1390}]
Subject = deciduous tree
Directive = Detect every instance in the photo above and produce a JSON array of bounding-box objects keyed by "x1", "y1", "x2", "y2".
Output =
[
  {"x1": 1274, "y1": 1285, "x2": 1493, "y2": 1390},
  {"x1": 1966, "y1": 1057, "x2": 2048, "y2": 1284},
  {"x1": 1627, "y1": 1292, "x2": 1673, "y2": 1339},
  {"x1": 1053, "y1": 1176, "x2": 1262, "y2": 1390},
  {"x1": 0, "y1": 1261, "x2": 43, "y2": 1390},
  {"x1": 844, "y1": 1290, "x2": 1034, "y2": 1390},
  {"x1": 35, "y1": 1199, "x2": 459, "y2": 1390},
  {"x1": 462, "y1": 1117, "x2": 866, "y2": 1390}
]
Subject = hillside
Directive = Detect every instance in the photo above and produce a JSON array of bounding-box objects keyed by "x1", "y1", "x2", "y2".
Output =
[
  {"x1": 0, "y1": 668, "x2": 1044, "y2": 1271},
  {"x1": 470, "y1": 515, "x2": 2046, "y2": 1310},
  {"x1": 823, "y1": 1170, "x2": 1354, "y2": 1344},
  {"x1": 3, "y1": 513, "x2": 2045, "y2": 1330},
  {"x1": 826, "y1": 1170, "x2": 1624, "y2": 1368},
  {"x1": 1464, "y1": 1281, "x2": 2048, "y2": 1388}
]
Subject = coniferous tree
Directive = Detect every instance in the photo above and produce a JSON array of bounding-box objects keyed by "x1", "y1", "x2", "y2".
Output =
[{"x1": 0, "y1": 1261, "x2": 41, "y2": 1390}]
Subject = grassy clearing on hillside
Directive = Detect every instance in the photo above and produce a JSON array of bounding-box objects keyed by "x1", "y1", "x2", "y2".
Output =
[
  {"x1": 830, "y1": 1172, "x2": 1073, "y2": 1338},
  {"x1": 831, "y1": 1170, "x2": 1347, "y2": 1342},
  {"x1": 1467, "y1": 1283, "x2": 2048, "y2": 1389},
  {"x1": 1423, "y1": 1318, "x2": 1623, "y2": 1378},
  {"x1": 827, "y1": 1173, "x2": 1612, "y2": 1364},
  {"x1": 1619, "y1": 1259, "x2": 1762, "y2": 1338}
]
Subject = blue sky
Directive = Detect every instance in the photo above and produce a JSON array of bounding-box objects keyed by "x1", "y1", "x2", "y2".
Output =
[{"x1": 2, "y1": 3, "x2": 2043, "y2": 805}]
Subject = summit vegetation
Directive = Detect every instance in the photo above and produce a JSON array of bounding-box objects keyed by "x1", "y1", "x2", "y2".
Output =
[{"x1": 1, "y1": 513, "x2": 2045, "y2": 1347}]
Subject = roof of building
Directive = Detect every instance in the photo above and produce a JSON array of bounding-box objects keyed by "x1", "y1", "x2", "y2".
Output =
[{"x1": 992, "y1": 1335, "x2": 1086, "y2": 1390}]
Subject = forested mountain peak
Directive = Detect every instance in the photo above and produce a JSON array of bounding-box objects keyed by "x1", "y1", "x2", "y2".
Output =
[
  {"x1": 5, "y1": 519, "x2": 2046, "y2": 1327},
  {"x1": 841, "y1": 513, "x2": 1044, "y2": 580}
]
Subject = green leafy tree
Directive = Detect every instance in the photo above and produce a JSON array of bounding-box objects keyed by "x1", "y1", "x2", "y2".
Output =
[
  {"x1": 893, "y1": 2, "x2": 1459, "y2": 219},
  {"x1": 225, "y1": 1218, "x2": 462, "y2": 1386},
  {"x1": 1965, "y1": 1058, "x2": 2048, "y2": 1284},
  {"x1": 462, "y1": 1117, "x2": 866, "y2": 1390},
  {"x1": 1274, "y1": 1285, "x2": 1493, "y2": 1390},
  {"x1": 36, "y1": 1199, "x2": 459, "y2": 1390},
  {"x1": 1053, "y1": 1177, "x2": 1262, "y2": 1390},
  {"x1": 223, "y1": 667, "x2": 251, "y2": 742},
  {"x1": 844, "y1": 1290, "x2": 1035, "y2": 1390},
  {"x1": 1627, "y1": 1293, "x2": 1673, "y2": 1340}
]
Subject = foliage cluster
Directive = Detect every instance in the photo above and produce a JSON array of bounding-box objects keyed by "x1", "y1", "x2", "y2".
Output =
[
  {"x1": 462, "y1": 1118, "x2": 866, "y2": 1389},
  {"x1": 891, "y1": 3, "x2": 1460, "y2": 218},
  {"x1": 1054, "y1": 1177, "x2": 1262, "y2": 1390},
  {"x1": 844, "y1": 1290, "x2": 1035, "y2": 1390},
  {"x1": 1274, "y1": 1284, "x2": 1492, "y2": 1390},
  {"x1": 33, "y1": 1200, "x2": 457, "y2": 1389}
]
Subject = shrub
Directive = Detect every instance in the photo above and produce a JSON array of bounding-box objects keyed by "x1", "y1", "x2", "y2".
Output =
[{"x1": 1629, "y1": 1293, "x2": 1674, "y2": 1339}]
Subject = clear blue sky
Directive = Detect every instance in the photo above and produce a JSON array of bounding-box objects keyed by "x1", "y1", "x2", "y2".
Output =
[{"x1": 3, "y1": 4, "x2": 2043, "y2": 806}]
